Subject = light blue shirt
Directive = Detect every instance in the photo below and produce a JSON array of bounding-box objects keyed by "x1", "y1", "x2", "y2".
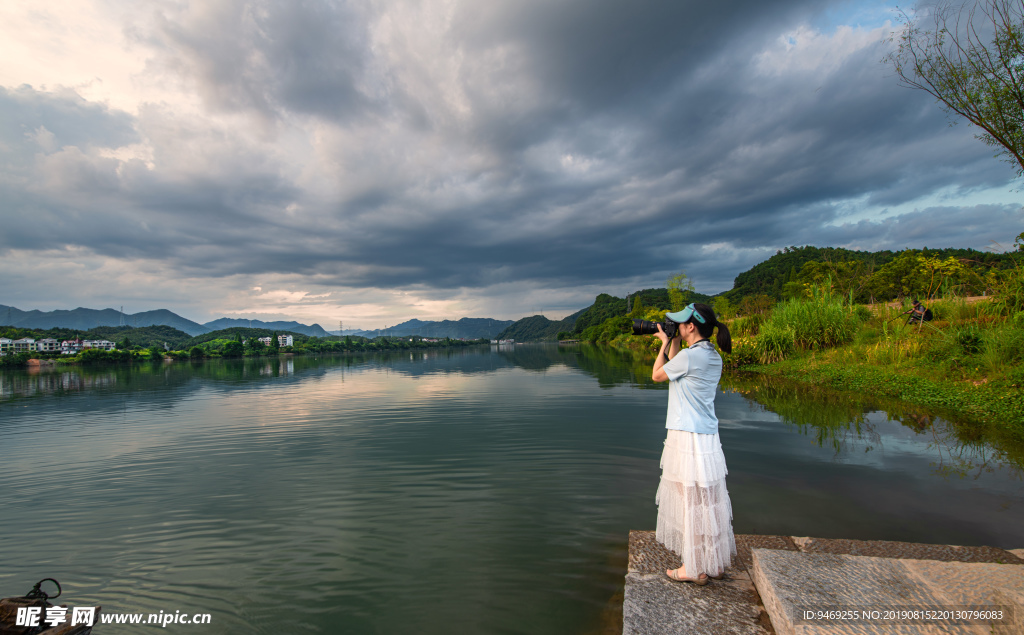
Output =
[{"x1": 663, "y1": 340, "x2": 722, "y2": 434}]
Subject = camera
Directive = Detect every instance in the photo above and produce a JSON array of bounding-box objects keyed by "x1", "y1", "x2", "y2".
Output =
[{"x1": 632, "y1": 317, "x2": 680, "y2": 338}]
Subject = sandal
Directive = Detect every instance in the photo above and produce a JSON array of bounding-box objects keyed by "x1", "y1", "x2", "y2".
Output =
[{"x1": 666, "y1": 569, "x2": 709, "y2": 585}]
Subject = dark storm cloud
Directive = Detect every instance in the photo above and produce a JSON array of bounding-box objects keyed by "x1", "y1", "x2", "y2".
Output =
[
  {"x1": 0, "y1": 85, "x2": 137, "y2": 152},
  {"x1": 145, "y1": 0, "x2": 375, "y2": 122},
  {"x1": 2, "y1": 0, "x2": 1021, "y2": 308}
]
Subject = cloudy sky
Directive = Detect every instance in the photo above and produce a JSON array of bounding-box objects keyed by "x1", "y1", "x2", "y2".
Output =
[{"x1": 0, "y1": 0, "x2": 1020, "y2": 329}]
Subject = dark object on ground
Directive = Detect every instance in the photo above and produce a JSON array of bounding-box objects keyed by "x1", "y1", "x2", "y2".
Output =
[{"x1": 0, "y1": 579, "x2": 98, "y2": 635}]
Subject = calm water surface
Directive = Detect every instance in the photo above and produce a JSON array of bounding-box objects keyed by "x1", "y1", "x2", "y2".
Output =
[{"x1": 1, "y1": 345, "x2": 1021, "y2": 634}]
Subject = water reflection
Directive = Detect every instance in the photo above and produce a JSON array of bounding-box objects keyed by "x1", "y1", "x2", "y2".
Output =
[
  {"x1": 4, "y1": 346, "x2": 1021, "y2": 479},
  {"x1": 1, "y1": 344, "x2": 1021, "y2": 635},
  {"x1": 720, "y1": 372, "x2": 1024, "y2": 480}
]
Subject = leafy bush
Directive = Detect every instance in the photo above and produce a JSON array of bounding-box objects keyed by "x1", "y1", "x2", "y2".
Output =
[
  {"x1": 0, "y1": 352, "x2": 32, "y2": 368},
  {"x1": 722, "y1": 336, "x2": 758, "y2": 367},
  {"x1": 77, "y1": 348, "x2": 134, "y2": 364}
]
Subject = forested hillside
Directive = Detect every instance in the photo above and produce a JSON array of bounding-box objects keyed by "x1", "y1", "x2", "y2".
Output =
[
  {"x1": 0, "y1": 324, "x2": 195, "y2": 349},
  {"x1": 721, "y1": 246, "x2": 1015, "y2": 303}
]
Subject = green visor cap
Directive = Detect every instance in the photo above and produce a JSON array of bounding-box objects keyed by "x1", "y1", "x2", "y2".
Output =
[{"x1": 665, "y1": 303, "x2": 705, "y2": 324}]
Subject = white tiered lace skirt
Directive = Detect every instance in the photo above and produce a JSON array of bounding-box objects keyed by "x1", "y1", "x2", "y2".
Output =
[{"x1": 655, "y1": 429, "x2": 736, "y2": 577}]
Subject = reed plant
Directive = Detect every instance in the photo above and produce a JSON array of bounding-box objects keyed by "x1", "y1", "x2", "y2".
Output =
[
  {"x1": 992, "y1": 257, "x2": 1024, "y2": 316},
  {"x1": 730, "y1": 313, "x2": 764, "y2": 338},
  {"x1": 753, "y1": 324, "x2": 794, "y2": 363},
  {"x1": 759, "y1": 281, "x2": 862, "y2": 351}
]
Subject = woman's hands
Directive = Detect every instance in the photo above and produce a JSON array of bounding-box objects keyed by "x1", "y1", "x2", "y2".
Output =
[{"x1": 652, "y1": 324, "x2": 681, "y2": 383}]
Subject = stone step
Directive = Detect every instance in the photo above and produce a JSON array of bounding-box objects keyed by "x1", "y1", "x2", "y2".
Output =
[
  {"x1": 624, "y1": 531, "x2": 773, "y2": 634},
  {"x1": 750, "y1": 549, "x2": 1024, "y2": 635}
]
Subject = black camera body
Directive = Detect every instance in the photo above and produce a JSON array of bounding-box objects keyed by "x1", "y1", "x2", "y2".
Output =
[{"x1": 632, "y1": 317, "x2": 680, "y2": 338}]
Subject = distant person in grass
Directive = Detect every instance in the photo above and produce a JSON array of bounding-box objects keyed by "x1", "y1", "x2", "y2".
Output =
[
  {"x1": 650, "y1": 303, "x2": 735, "y2": 585},
  {"x1": 907, "y1": 299, "x2": 932, "y2": 325}
]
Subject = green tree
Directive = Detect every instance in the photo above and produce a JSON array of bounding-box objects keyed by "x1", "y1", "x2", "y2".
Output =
[
  {"x1": 629, "y1": 294, "x2": 646, "y2": 318},
  {"x1": 247, "y1": 337, "x2": 266, "y2": 355},
  {"x1": 886, "y1": 0, "x2": 1024, "y2": 175},
  {"x1": 867, "y1": 251, "x2": 925, "y2": 300},
  {"x1": 739, "y1": 294, "x2": 776, "y2": 316},
  {"x1": 223, "y1": 341, "x2": 243, "y2": 357},
  {"x1": 667, "y1": 271, "x2": 695, "y2": 311},
  {"x1": 147, "y1": 346, "x2": 164, "y2": 361},
  {"x1": 270, "y1": 331, "x2": 280, "y2": 352},
  {"x1": 712, "y1": 296, "x2": 736, "y2": 320},
  {"x1": 189, "y1": 346, "x2": 205, "y2": 359}
]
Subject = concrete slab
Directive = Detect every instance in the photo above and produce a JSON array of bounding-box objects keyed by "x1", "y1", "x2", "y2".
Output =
[{"x1": 751, "y1": 549, "x2": 1022, "y2": 635}]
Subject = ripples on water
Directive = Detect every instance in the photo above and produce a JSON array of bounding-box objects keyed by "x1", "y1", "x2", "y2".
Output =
[{"x1": 1, "y1": 347, "x2": 1021, "y2": 634}]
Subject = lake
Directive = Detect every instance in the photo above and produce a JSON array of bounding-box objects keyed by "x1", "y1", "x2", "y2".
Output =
[{"x1": 1, "y1": 345, "x2": 1021, "y2": 634}]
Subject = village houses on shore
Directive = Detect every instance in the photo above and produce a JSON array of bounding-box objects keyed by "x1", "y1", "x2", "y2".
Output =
[{"x1": 0, "y1": 337, "x2": 117, "y2": 356}]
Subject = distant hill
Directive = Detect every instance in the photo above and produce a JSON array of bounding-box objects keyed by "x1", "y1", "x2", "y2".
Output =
[
  {"x1": 349, "y1": 317, "x2": 514, "y2": 339},
  {"x1": 0, "y1": 305, "x2": 210, "y2": 336},
  {"x1": 203, "y1": 317, "x2": 329, "y2": 337},
  {"x1": 494, "y1": 310, "x2": 583, "y2": 342}
]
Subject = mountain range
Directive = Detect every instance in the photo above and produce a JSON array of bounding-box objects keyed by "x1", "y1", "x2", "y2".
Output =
[
  {"x1": 340, "y1": 317, "x2": 514, "y2": 339},
  {"x1": 0, "y1": 305, "x2": 330, "y2": 338}
]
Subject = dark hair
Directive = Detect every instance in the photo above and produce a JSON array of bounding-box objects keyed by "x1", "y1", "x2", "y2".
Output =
[{"x1": 685, "y1": 303, "x2": 732, "y2": 354}]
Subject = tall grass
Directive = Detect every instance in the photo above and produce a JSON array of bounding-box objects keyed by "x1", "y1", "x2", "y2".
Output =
[
  {"x1": 992, "y1": 258, "x2": 1024, "y2": 316},
  {"x1": 760, "y1": 283, "x2": 862, "y2": 351}
]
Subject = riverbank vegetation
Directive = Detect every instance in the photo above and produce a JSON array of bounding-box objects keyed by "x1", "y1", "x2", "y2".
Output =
[
  {"x1": 571, "y1": 240, "x2": 1024, "y2": 442},
  {"x1": 0, "y1": 324, "x2": 488, "y2": 369}
]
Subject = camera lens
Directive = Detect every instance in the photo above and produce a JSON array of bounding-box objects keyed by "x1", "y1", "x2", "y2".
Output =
[{"x1": 632, "y1": 320, "x2": 658, "y2": 336}]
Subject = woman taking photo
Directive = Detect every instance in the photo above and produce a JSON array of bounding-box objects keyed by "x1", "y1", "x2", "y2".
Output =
[{"x1": 651, "y1": 302, "x2": 735, "y2": 585}]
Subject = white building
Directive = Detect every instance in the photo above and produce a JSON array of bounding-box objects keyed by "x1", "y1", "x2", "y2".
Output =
[
  {"x1": 277, "y1": 334, "x2": 293, "y2": 347},
  {"x1": 13, "y1": 338, "x2": 36, "y2": 353},
  {"x1": 37, "y1": 338, "x2": 60, "y2": 353},
  {"x1": 83, "y1": 340, "x2": 116, "y2": 351},
  {"x1": 61, "y1": 339, "x2": 84, "y2": 355},
  {"x1": 0, "y1": 337, "x2": 12, "y2": 356},
  {"x1": 258, "y1": 336, "x2": 273, "y2": 346}
]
